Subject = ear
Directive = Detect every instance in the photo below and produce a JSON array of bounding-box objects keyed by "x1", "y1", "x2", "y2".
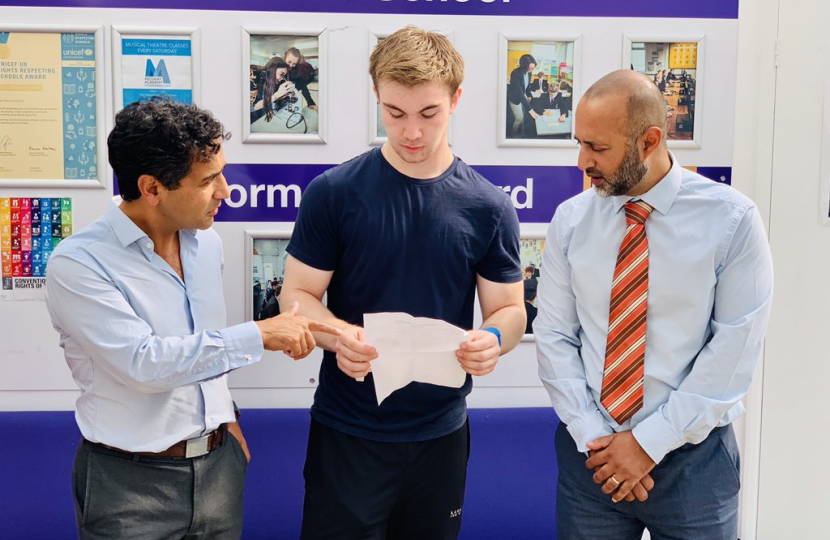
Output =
[
  {"x1": 136, "y1": 174, "x2": 164, "y2": 207},
  {"x1": 449, "y1": 86, "x2": 462, "y2": 114},
  {"x1": 640, "y1": 126, "x2": 664, "y2": 160},
  {"x1": 372, "y1": 85, "x2": 379, "y2": 104}
]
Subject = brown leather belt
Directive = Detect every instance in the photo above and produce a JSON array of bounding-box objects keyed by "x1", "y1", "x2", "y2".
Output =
[{"x1": 90, "y1": 425, "x2": 224, "y2": 459}]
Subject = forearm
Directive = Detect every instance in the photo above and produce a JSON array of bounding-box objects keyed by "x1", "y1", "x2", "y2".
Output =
[
  {"x1": 82, "y1": 323, "x2": 262, "y2": 393},
  {"x1": 279, "y1": 288, "x2": 349, "y2": 352},
  {"x1": 46, "y1": 257, "x2": 264, "y2": 393},
  {"x1": 299, "y1": 84, "x2": 315, "y2": 107},
  {"x1": 481, "y1": 303, "x2": 525, "y2": 354}
]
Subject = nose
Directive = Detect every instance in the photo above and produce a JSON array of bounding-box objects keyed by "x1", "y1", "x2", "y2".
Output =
[
  {"x1": 403, "y1": 117, "x2": 422, "y2": 142},
  {"x1": 577, "y1": 146, "x2": 593, "y2": 172},
  {"x1": 214, "y1": 173, "x2": 231, "y2": 200}
]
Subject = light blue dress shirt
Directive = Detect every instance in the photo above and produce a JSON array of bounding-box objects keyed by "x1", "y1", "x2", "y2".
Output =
[
  {"x1": 534, "y1": 156, "x2": 774, "y2": 464},
  {"x1": 46, "y1": 205, "x2": 264, "y2": 452}
]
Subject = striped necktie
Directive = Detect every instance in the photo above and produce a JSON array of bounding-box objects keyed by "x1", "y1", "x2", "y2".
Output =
[{"x1": 601, "y1": 200, "x2": 654, "y2": 425}]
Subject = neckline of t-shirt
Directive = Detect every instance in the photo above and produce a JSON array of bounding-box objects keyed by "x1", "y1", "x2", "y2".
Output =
[{"x1": 375, "y1": 146, "x2": 460, "y2": 186}]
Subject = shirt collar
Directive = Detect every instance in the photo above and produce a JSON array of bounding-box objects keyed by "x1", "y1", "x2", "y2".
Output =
[
  {"x1": 104, "y1": 203, "x2": 148, "y2": 248},
  {"x1": 610, "y1": 152, "x2": 682, "y2": 216},
  {"x1": 104, "y1": 203, "x2": 199, "y2": 248}
]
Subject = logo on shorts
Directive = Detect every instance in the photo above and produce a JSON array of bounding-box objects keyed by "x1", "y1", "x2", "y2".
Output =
[{"x1": 449, "y1": 508, "x2": 462, "y2": 519}]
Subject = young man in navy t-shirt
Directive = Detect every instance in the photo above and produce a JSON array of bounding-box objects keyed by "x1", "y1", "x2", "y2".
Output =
[{"x1": 281, "y1": 26, "x2": 526, "y2": 540}]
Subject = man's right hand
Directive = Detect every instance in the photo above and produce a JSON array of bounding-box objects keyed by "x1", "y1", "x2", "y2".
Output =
[
  {"x1": 587, "y1": 450, "x2": 655, "y2": 503},
  {"x1": 334, "y1": 326, "x2": 378, "y2": 379},
  {"x1": 256, "y1": 302, "x2": 341, "y2": 360}
]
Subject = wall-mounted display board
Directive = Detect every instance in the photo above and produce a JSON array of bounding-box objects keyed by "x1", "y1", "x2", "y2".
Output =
[{"x1": 0, "y1": 1, "x2": 740, "y2": 405}]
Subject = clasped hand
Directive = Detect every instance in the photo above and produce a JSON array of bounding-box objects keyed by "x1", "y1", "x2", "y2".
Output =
[{"x1": 585, "y1": 431, "x2": 656, "y2": 503}]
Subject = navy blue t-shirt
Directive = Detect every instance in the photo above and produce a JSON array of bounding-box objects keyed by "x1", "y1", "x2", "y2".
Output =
[{"x1": 287, "y1": 147, "x2": 521, "y2": 442}]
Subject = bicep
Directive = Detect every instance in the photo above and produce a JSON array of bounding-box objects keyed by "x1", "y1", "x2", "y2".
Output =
[
  {"x1": 477, "y1": 274, "x2": 523, "y2": 320},
  {"x1": 282, "y1": 255, "x2": 333, "y2": 301}
]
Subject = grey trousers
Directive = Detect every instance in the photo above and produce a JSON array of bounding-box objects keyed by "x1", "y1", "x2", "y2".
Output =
[{"x1": 72, "y1": 428, "x2": 248, "y2": 540}]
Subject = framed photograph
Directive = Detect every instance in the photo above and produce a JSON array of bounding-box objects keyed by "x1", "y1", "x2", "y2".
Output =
[
  {"x1": 236, "y1": 228, "x2": 326, "y2": 390},
  {"x1": 0, "y1": 24, "x2": 106, "y2": 188},
  {"x1": 624, "y1": 35, "x2": 705, "y2": 149},
  {"x1": 111, "y1": 26, "x2": 200, "y2": 112},
  {"x1": 470, "y1": 228, "x2": 546, "y2": 342},
  {"x1": 498, "y1": 33, "x2": 582, "y2": 148},
  {"x1": 245, "y1": 229, "x2": 294, "y2": 322},
  {"x1": 519, "y1": 231, "x2": 546, "y2": 341},
  {"x1": 368, "y1": 30, "x2": 454, "y2": 147},
  {"x1": 242, "y1": 27, "x2": 327, "y2": 144}
]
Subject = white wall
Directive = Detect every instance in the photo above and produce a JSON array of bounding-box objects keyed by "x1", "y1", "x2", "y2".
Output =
[{"x1": 751, "y1": 0, "x2": 830, "y2": 537}]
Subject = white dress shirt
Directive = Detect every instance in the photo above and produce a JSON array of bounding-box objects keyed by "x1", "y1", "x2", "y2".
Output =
[
  {"x1": 534, "y1": 155, "x2": 774, "y2": 464},
  {"x1": 46, "y1": 205, "x2": 264, "y2": 452}
]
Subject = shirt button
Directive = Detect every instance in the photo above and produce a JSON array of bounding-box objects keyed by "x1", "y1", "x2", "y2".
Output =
[
  {"x1": 245, "y1": 354, "x2": 252, "y2": 361},
  {"x1": 146, "y1": 242, "x2": 152, "y2": 249}
]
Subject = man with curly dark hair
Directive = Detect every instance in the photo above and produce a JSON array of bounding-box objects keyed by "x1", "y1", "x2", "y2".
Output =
[{"x1": 45, "y1": 97, "x2": 339, "y2": 540}]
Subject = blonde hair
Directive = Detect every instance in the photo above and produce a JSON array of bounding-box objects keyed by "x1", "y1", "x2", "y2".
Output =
[{"x1": 369, "y1": 26, "x2": 465, "y2": 95}]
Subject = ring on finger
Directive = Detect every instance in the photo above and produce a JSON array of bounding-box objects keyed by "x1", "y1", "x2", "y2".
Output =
[{"x1": 608, "y1": 476, "x2": 621, "y2": 488}]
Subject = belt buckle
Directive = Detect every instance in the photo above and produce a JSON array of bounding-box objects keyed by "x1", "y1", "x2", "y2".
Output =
[{"x1": 185, "y1": 434, "x2": 210, "y2": 458}]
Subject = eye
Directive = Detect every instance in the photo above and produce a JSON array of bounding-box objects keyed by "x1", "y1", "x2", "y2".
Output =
[
  {"x1": 422, "y1": 113, "x2": 437, "y2": 119},
  {"x1": 389, "y1": 113, "x2": 404, "y2": 119}
]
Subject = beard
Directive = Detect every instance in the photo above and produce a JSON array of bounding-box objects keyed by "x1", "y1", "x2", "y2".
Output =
[{"x1": 590, "y1": 141, "x2": 649, "y2": 198}]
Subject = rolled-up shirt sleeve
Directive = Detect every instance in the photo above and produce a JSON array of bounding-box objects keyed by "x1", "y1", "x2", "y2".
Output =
[{"x1": 46, "y1": 255, "x2": 264, "y2": 393}]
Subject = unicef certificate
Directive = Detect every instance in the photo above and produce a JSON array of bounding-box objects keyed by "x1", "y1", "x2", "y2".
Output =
[{"x1": 0, "y1": 30, "x2": 100, "y2": 183}]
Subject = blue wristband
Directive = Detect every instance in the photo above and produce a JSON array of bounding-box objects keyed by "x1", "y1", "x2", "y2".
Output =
[{"x1": 481, "y1": 327, "x2": 502, "y2": 347}]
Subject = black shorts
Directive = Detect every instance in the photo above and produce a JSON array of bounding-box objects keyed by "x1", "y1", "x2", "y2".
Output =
[{"x1": 300, "y1": 418, "x2": 470, "y2": 540}]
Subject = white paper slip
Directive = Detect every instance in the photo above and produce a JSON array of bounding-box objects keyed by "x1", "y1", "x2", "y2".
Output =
[{"x1": 363, "y1": 312, "x2": 469, "y2": 405}]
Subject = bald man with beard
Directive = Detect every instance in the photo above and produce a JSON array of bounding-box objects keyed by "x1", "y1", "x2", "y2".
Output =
[{"x1": 534, "y1": 70, "x2": 773, "y2": 539}]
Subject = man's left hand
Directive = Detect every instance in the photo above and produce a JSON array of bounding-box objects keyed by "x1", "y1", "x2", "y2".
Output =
[
  {"x1": 456, "y1": 330, "x2": 501, "y2": 376},
  {"x1": 226, "y1": 422, "x2": 251, "y2": 463},
  {"x1": 585, "y1": 431, "x2": 655, "y2": 503}
]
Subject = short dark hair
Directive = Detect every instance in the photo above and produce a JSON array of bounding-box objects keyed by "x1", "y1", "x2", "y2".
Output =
[
  {"x1": 518, "y1": 54, "x2": 536, "y2": 70},
  {"x1": 108, "y1": 97, "x2": 230, "y2": 201}
]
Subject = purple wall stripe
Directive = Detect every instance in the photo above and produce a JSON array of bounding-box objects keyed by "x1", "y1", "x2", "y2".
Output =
[{"x1": 1, "y1": 0, "x2": 740, "y2": 20}]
